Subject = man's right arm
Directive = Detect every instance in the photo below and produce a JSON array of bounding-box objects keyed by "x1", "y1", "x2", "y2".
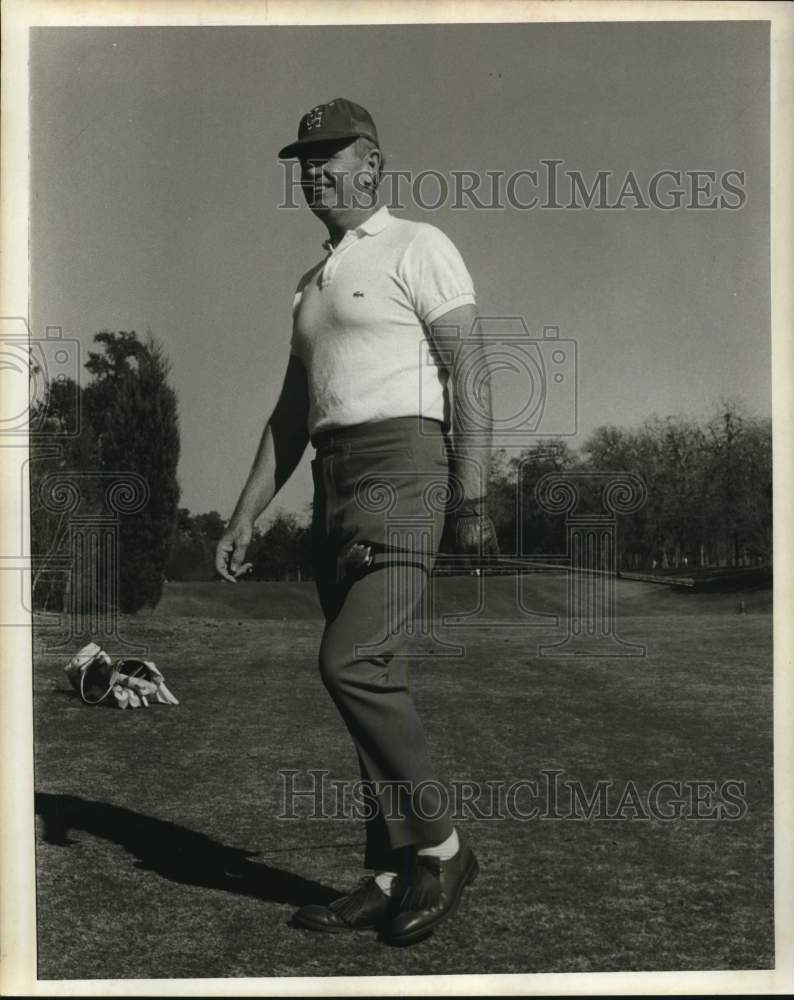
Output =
[{"x1": 215, "y1": 355, "x2": 310, "y2": 582}]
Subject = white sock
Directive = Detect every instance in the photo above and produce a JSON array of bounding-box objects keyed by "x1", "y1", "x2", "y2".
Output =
[
  {"x1": 374, "y1": 871, "x2": 397, "y2": 895},
  {"x1": 416, "y1": 828, "x2": 459, "y2": 861}
]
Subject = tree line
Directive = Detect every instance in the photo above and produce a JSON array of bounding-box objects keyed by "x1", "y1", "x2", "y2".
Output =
[
  {"x1": 166, "y1": 507, "x2": 312, "y2": 582},
  {"x1": 30, "y1": 330, "x2": 771, "y2": 610},
  {"x1": 170, "y1": 400, "x2": 771, "y2": 582},
  {"x1": 488, "y1": 402, "x2": 772, "y2": 571}
]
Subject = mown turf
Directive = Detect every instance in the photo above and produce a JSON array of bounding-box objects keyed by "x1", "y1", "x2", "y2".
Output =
[
  {"x1": 154, "y1": 573, "x2": 773, "y2": 621},
  {"x1": 33, "y1": 581, "x2": 773, "y2": 979}
]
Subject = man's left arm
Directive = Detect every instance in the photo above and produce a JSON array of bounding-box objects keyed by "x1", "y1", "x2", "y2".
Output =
[{"x1": 427, "y1": 302, "x2": 500, "y2": 558}]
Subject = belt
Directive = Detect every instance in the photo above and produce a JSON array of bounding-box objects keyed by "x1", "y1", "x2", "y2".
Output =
[{"x1": 310, "y1": 416, "x2": 445, "y2": 452}]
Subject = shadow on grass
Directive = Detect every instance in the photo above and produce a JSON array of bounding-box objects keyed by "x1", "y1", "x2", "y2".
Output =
[{"x1": 35, "y1": 792, "x2": 340, "y2": 908}]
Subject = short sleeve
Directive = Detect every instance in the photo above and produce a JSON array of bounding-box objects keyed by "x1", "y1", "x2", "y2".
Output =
[{"x1": 397, "y1": 226, "x2": 476, "y2": 325}]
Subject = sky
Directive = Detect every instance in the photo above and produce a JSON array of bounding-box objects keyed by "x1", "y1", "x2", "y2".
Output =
[{"x1": 30, "y1": 21, "x2": 770, "y2": 524}]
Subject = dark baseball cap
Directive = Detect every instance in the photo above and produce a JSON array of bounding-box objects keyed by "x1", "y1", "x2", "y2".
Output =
[{"x1": 278, "y1": 97, "x2": 379, "y2": 159}]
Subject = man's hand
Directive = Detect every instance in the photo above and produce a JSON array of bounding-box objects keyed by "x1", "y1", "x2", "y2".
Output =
[
  {"x1": 219, "y1": 357, "x2": 310, "y2": 579},
  {"x1": 449, "y1": 497, "x2": 500, "y2": 559},
  {"x1": 215, "y1": 518, "x2": 254, "y2": 583}
]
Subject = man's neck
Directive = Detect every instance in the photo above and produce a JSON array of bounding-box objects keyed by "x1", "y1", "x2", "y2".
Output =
[{"x1": 322, "y1": 202, "x2": 381, "y2": 247}]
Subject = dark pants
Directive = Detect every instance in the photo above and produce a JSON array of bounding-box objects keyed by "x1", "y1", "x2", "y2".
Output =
[{"x1": 310, "y1": 417, "x2": 455, "y2": 872}]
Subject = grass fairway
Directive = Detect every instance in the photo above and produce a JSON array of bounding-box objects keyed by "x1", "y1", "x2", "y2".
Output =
[{"x1": 33, "y1": 576, "x2": 773, "y2": 978}]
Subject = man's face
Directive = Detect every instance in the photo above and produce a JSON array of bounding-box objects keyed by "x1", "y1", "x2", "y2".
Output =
[{"x1": 297, "y1": 138, "x2": 374, "y2": 217}]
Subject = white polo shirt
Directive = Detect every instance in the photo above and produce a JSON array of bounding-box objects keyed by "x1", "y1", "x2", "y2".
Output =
[{"x1": 290, "y1": 206, "x2": 476, "y2": 436}]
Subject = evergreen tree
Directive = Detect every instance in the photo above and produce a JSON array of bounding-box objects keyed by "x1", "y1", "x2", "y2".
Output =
[
  {"x1": 83, "y1": 330, "x2": 181, "y2": 611},
  {"x1": 29, "y1": 376, "x2": 101, "y2": 610}
]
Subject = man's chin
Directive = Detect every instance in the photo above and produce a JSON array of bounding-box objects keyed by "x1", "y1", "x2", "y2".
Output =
[
  {"x1": 306, "y1": 199, "x2": 375, "y2": 220},
  {"x1": 304, "y1": 188, "x2": 341, "y2": 211}
]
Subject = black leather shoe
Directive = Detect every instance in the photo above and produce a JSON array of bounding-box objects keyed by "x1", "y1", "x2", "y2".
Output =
[
  {"x1": 384, "y1": 843, "x2": 479, "y2": 945},
  {"x1": 290, "y1": 876, "x2": 394, "y2": 933}
]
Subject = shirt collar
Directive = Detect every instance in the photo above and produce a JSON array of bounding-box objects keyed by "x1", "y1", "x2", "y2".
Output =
[
  {"x1": 321, "y1": 205, "x2": 393, "y2": 251},
  {"x1": 356, "y1": 204, "x2": 392, "y2": 235}
]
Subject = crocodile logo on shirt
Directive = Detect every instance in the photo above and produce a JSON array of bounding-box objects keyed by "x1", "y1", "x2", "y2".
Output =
[{"x1": 353, "y1": 291, "x2": 365, "y2": 298}]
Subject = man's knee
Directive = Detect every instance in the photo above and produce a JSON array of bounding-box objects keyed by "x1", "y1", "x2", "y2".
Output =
[
  {"x1": 318, "y1": 636, "x2": 348, "y2": 694},
  {"x1": 319, "y1": 632, "x2": 374, "y2": 694},
  {"x1": 318, "y1": 635, "x2": 399, "y2": 697}
]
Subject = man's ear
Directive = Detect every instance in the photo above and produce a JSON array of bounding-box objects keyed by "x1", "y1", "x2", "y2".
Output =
[{"x1": 364, "y1": 146, "x2": 383, "y2": 185}]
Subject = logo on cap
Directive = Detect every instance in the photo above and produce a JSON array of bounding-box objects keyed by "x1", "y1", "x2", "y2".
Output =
[
  {"x1": 278, "y1": 97, "x2": 378, "y2": 159},
  {"x1": 304, "y1": 106, "x2": 325, "y2": 133}
]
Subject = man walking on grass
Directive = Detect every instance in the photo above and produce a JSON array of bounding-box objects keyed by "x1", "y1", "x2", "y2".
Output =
[{"x1": 216, "y1": 98, "x2": 498, "y2": 945}]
